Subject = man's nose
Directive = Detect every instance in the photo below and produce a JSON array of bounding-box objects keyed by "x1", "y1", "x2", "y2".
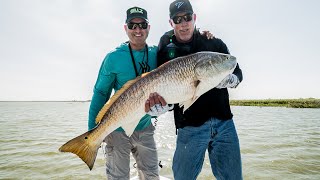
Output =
[
  {"x1": 133, "y1": 27, "x2": 143, "y2": 32},
  {"x1": 180, "y1": 19, "x2": 188, "y2": 26}
]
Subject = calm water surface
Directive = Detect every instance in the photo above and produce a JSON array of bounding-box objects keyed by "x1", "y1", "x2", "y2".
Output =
[{"x1": 0, "y1": 102, "x2": 319, "y2": 179}]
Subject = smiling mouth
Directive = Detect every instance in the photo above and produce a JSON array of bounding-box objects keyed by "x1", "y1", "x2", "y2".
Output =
[
  {"x1": 180, "y1": 29, "x2": 189, "y2": 33},
  {"x1": 134, "y1": 34, "x2": 143, "y2": 37}
]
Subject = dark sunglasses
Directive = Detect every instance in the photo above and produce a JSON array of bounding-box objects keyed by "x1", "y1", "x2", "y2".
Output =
[
  {"x1": 127, "y1": 22, "x2": 148, "y2": 30},
  {"x1": 172, "y1": 13, "x2": 193, "y2": 24}
]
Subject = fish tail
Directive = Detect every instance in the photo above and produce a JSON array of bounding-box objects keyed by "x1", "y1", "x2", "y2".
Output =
[{"x1": 59, "y1": 131, "x2": 99, "y2": 170}]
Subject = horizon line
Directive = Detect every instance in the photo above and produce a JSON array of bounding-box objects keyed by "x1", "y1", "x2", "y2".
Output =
[{"x1": 1, "y1": 98, "x2": 319, "y2": 102}]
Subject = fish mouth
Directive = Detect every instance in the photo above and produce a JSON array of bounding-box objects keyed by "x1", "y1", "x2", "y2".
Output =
[{"x1": 227, "y1": 55, "x2": 237, "y2": 70}]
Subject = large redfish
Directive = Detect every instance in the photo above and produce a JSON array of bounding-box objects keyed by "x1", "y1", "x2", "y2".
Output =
[{"x1": 59, "y1": 52, "x2": 237, "y2": 170}]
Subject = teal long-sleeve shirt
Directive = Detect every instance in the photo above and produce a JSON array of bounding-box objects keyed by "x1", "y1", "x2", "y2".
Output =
[{"x1": 88, "y1": 42, "x2": 158, "y2": 131}]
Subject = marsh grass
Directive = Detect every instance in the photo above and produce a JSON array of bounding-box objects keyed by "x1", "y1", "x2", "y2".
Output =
[{"x1": 230, "y1": 98, "x2": 320, "y2": 108}]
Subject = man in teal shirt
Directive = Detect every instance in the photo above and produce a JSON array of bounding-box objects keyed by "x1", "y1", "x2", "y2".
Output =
[{"x1": 88, "y1": 7, "x2": 166, "y2": 179}]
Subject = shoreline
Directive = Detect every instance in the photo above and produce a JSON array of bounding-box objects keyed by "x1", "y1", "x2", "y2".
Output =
[
  {"x1": 1, "y1": 98, "x2": 319, "y2": 108},
  {"x1": 230, "y1": 98, "x2": 320, "y2": 108}
]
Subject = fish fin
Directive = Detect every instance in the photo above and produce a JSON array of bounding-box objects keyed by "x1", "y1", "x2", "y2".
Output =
[
  {"x1": 141, "y1": 72, "x2": 150, "y2": 77},
  {"x1": 195, "y1": 80, "x2": 215, "y2": 98},
  {"x1": 95, "y1": 77, "x2": 142, "y2": 124},
  {"x1": 121, "y1": 121, "x2": 139, "y2": 137},
  {"x1": 181, "y1": 80, "x2": 209, "y2": 112},
  {"x1": 59, "y1": 130, "x2": 100, "y2": 170},
  {"x1": 180, "y1": 80, "x2": 201, "y2": 110}
]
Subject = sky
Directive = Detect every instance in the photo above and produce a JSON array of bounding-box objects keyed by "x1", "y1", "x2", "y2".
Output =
[{"x1": 0, "y1": 0, "x2": 319, "y2": 101}]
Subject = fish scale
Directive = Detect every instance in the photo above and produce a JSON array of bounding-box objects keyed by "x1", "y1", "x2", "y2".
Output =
[{"x1": 59, "y1": 51, "x2": 237, "y2": 170}]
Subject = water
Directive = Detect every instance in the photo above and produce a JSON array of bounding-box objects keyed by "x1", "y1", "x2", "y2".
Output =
[{"x1": 0, "y1": 102, "x2": 319, "y2": 180}]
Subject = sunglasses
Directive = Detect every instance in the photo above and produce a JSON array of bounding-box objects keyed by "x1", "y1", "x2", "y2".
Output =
[
  {"x1": 127, "y1": 22, "x2": 148, "y2": 30},
  {"x1": 172, "y1": 13, "x2": 193, "y2": 24}
]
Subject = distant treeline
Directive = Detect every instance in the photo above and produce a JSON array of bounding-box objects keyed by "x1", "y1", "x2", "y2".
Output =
[
  {"x1": 2, "y1": 99, "x2": 319, "y2": 108},
  {"x1": 230, "y1": 98, "x2": 320, "y2": 108}
]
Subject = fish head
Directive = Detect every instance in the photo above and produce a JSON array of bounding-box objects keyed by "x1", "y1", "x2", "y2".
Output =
[{"x1": 194, "y1": 52, "x2": 237, "y2": 79}]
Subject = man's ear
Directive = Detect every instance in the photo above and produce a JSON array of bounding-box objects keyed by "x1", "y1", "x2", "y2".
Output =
[
  {"x1": 124, "y1": 24, "x2": 128, "y2": 31},
  {"x1": 193, "y1": 13, "x2": 197, "y2": 22},
  {"x1": 169, "y1": 19, "x2": 174, "y2": 28}
]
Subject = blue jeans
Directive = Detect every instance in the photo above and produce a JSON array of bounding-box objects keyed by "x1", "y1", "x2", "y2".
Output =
[{"x1": 172, "y1": 118, "x2": 242, "y2": 180}]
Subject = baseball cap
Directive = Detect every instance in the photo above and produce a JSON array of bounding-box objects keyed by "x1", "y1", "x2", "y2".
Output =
[
  {"x1": 169, "y1": 0, "x2": 194, "y2": 18},
  {"x1": 126, "y1": 7, "x2": 148, "y2": 23}
]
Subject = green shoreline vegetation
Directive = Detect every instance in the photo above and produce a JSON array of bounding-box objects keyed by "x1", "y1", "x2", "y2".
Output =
[
  {"x1": 230, "y1": 98, "x2": 320, "y2": 108},
  {"x1": 1, "y1": 98, "x2": 319, "y2": 108}
]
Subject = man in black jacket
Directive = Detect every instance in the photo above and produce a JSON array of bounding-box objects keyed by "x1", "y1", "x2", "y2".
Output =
[{"x1": 146, "y1": 0, "x2": 243, "y2": 179}]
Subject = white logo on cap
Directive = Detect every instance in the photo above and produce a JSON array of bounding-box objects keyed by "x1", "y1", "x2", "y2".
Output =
[
  {"x1": 175, "y1": 2, "x2": 184, "y2": 9},
  {"x1": 130, "y1": 8, "x2": 143, "y2": 14}
]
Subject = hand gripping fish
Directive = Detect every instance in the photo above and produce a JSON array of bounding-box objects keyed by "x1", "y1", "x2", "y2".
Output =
[{"x1": 59, "y1": 51, "x2": 237, "y2": 170}]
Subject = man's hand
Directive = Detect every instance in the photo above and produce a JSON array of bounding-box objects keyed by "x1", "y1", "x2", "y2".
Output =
[
  {"x1": 145, "y1": 92, "x2": 172, "y2": 117},
  {"x1": 201, "y1": 30, "x2": 215, "y2": 39},
  {"x1": 216, "y1": 74, "x2": 240, "y2": 89}
]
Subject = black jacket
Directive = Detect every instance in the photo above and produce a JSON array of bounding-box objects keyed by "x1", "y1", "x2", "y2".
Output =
[{"x1": 157, "y1": 29, "x2": 243, "y2": 129}]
